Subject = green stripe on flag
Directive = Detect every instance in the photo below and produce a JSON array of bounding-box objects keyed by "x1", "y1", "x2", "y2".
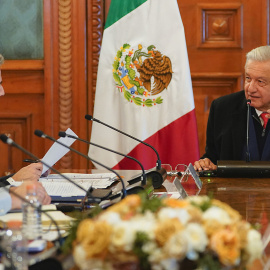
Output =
[{"x1": 105, "y1": 0, "x2": 147, "y2": 29}]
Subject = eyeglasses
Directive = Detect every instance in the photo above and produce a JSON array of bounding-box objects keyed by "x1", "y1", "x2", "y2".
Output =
[{"x1": 161, "y1": 164, "x2": 188, "y2": 176}]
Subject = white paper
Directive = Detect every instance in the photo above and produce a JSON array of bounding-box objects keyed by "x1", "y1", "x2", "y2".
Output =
[
  {"x1": 41, "y1": 128, "x2": 77, "y2": 174},
  {"x1": 39, "y1": 173, "x2": 116, "y2": 197}
]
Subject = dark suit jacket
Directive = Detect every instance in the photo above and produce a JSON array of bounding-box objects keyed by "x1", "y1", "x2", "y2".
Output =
[
  {"x1": 201, "y1": 90, "x2": 248, "y2": 164},
  {"x1": 0, "y1": 174, "x2": 14, "y2": 186}
]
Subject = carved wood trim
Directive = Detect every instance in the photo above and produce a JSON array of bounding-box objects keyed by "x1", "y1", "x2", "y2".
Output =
[
  {"x1": 0, "y1": 113, "x2": 32, "y2": 175},
  {"x1": 87, "y1": 0, "x2": 104, "y2": 115},
  {"x1": 197, "y1": 3, "x2": 243, "y2": 48},
  {"x1": 87, "y1": 0, "x2": 104, "y2": 168},
  {"x1": 58, "y1": 0, "x2": 73, "y2": 169}
]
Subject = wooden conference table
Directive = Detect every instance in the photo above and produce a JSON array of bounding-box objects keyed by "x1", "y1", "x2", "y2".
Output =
[
  {"x1": 47, "y1": 170, "x2": 270, "y2": 269},
  {"x1": 113, "y1": 169, "x2": 270, "y2": 226}
]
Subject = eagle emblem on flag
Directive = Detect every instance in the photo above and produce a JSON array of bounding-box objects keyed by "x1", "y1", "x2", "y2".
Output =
[{"x1": 112, "y1": 44, "x2": 173, "y2": 107}]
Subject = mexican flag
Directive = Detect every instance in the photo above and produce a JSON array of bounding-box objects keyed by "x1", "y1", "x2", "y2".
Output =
[{"x1": 89, "y1": 0, "x2": 200, "y2": 170}]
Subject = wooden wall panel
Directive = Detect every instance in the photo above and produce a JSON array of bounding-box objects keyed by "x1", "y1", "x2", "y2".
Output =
[{"x1": 1, "y1": 0, "x2": 270, "y2": 175}]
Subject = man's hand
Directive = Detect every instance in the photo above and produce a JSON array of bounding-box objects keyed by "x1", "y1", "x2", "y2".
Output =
[
  {"x1": 12, "y1": 163, "x2": 43, "y2": 182},
  {"x1": 10, "y1": 182, "x2": 51, "y2": 209},
  {"x1": 194, "y1": 158, "x2": 217, "y2": 171}
]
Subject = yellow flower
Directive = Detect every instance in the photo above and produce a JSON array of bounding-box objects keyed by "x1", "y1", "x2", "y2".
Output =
[
  {"x1": 155, "y1": 218, "x2": 183, "y2": 246},
  {"x1": 75, "y1": 219, "x2": 112, "y2": 259},
  {"x1": 210, "y1": 228, "x2": 241, "y2": 266},
  {"x1": 203, "y1": 219, "x2": 226, "y2": 237},
  {"x1": 163, "y1": 198, "x2": 189, "y2": 208},
  {"x1": 212, "y1": 199, "x2": 241, "y2": 221},
  {"x1": 107, "y1": 194, "x2": 141, "y2": 219}
]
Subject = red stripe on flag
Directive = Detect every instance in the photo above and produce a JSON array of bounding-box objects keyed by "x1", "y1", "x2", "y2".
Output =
[{"x1": 113, "y1": 109, "x2": 200, "y2": 170}]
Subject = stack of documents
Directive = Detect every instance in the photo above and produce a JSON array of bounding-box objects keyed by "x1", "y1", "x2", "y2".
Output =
[{"x1": 40, "y1": 173, "x2": 116, "y2": 200}]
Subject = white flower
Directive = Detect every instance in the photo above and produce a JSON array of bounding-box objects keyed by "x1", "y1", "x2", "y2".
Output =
[
  {"x1": 98, "y1": 211, "x2": 121, "y2": 225},
  {"x1": 73, "y1": 244, "x2": 86, "y2": 269},
  {"x1": 131, "y1": 211, "x2": 156, "y2": 240},
  {"x1": 203, "y1": 206, "x2": 232, "y2": 225},
  {"x1": 157, "y1": 207, "x2": 190, "y2": 225},
  {"x1": 109, "y1": 221, "x2": 136, "y2": 252},
  {"x1": 188, "y1": 195, "x2": 210, "y2": 205},
  {"x1": 245, "y1": 229, "x2": 263, "y2": 263},
  {"x1": 159, "y1": 258, "x2": 179, "y2": 270},
  {"x1": 164, "y1": 230, "x2": 188, "y2": 259},
  {"x1": 185, "y1": 223, "x2": 208, "y2": 253},
  {"x1": 142, "y1": 241, "x2": 158, "y2": 254},
  {"x1": 148, "y1": 246, "x2": 165, "y2": 264}
]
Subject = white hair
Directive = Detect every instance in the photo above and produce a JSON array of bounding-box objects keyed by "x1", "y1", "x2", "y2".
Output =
[{"x1": 245, "y1": 46, "x2": 270, "y2": 68}]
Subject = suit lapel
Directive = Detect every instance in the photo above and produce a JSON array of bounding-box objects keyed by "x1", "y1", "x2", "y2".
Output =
[{"x1": 231, "y1": 97, "x2": 247, "y2": 159}]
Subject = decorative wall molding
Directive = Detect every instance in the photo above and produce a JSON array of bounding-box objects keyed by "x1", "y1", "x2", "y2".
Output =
[
  {"x1": 197, "y1": 3, "x2": 243, "y2": 48},
  {"x1": 87, "y1": 0, "x2": 104, "y2": 109},
  {"x1": 58, "y1": 0, "x2": 73, "y2": 169},
  {"x1": 0, "y1": 113, "x2": 32, "y2": 176}
]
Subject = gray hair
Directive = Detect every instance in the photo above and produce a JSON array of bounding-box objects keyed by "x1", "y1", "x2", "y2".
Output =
[
  {"x1": 245, "y1": 46, "x2": 270, "y2": 67},
  {"x1": 0, "y1": 54, "x2": 4, "y2": 66}
]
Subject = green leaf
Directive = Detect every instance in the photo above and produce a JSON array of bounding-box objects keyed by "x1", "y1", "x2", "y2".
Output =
[
  {"x1": 130, "y1": 79, "x2": 140, "y2": 87},
  {"x1": 116, "y1": 50, "x2": 122, "y2": 58},
  {"x1": 123, "y1": 43, "x2": 130, "y2": 50},
  {"x1": 112, "y1": 60, "x2": 119, "y2": 71},
  {"x1": 197, "y1": 252, "x2": 221, "y2": 270},
  {"x1": 140, "y1": 192, "x2": 164, "y2": 213},
  {"x1": 155, "y1": 96, "x2": 163, "y2": 104},
  {"x1": 125, "y1": 55, "x2": 131, "y2": 65},
  {"x1": 113, "y1": 72, "x2": 122, "y2": 86},
  {"x1": 133, "y1": 232, "x2": 151, "y2": 270},
  {"x1": 124, "y1": 89, "x2": 131, "y2": 101},
  {"x1": 137, "y1": 87, "x2": 144, "y2": 95},
  {"x1": 147, "y1": 45, "x2": 155, "y2": 51},
  {"x1": 144, "y1": 99, "x2": 153, "y2": 107},
  {"x1": 132, "y1": 97, "x2": 142, "y2": 106},
  {"x1": 128, "y1": 69, "x2": 136, "y2": 79}
]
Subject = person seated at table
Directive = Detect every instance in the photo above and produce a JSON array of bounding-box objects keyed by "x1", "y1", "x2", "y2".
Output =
[{"x1": 194, "y1": 45, "x2": 270, "y2": 171}]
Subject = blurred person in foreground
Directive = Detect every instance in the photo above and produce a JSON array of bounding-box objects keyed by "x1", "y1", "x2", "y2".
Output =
[
  {"x1": 0, "y1": 53, "x2": 51, "y2": 214},
  {"x1": 194, "y1": 45, "x2": 270, "y2": 171}
]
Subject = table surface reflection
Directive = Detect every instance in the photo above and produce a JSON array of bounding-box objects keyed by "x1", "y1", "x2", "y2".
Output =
[
  {"x1": 55, "y1": 170, "x2": 270, "y2": 270},
  {"x1": 93, "y1": 169, "x2": 270, "y2": 226}
]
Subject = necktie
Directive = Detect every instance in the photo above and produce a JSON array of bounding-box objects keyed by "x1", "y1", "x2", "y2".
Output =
[{"x1": 261, "y1": 112, "x2": 269, "y2": 129}]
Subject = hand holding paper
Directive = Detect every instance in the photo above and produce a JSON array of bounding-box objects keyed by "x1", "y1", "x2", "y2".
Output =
[{"x1": 41, "y1": 128, "x2": 77, "y2": 174}]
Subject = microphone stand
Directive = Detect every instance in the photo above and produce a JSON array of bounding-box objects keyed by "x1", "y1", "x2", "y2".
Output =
[
  {"x1": 34, "y1": 130, "x2": 127, "y2": 198},
  {"x1": 0, "y1": 134, "x2": 100, "y2": 208},
  {"x1": 0, "y1": 174, "x2": 62, "y2": 251},
  {"x1": 85, "y1": 114, "x2": 162, "y2": 169},
  {"x1": 246, "y1": 99, "x2": 251, "y2": 162},
  {"x1": 58, "y1": 131, "x2": 147, "y2": 186},
  {"x1": 85, "y1": 115, "x2": 167, "y2": 188}
]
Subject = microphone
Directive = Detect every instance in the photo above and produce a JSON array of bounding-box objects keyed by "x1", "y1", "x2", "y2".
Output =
[
  {"x1": 0, "y1": 139, "x2": 63, "y2": 248},
  {"x1": 85, "y1": 114, "x2": 162, "y2": 169},
  {"x1": 246, "y1": 99, "x2": 251, "y2": 162},
  {"x1": 58, "y1": 131, "x2": 147, "y2": 186},
  {"x1": 85, "y1": 115, "x2": 167, "y2": 188},
  {"x1": 0, "y1": 134, "x2": 100, "y2": 205},
  {"x1": 34, "y1": 129, "x2": 127, "y2": 198}
]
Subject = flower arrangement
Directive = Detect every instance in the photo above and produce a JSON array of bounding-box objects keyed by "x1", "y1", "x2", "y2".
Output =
[{"x1": 69, "y1": 194, "x2": 263, "y2": 270}]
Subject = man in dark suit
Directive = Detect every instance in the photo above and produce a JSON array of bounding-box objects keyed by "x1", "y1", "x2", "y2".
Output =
[{"x1": 194, "y1": 45, "x2": 270, "y2": 171}]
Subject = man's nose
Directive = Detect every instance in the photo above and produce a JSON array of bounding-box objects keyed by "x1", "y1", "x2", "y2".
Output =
[{"x1": 247, "y1": 80, "x2": 257, "y2": 92}]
